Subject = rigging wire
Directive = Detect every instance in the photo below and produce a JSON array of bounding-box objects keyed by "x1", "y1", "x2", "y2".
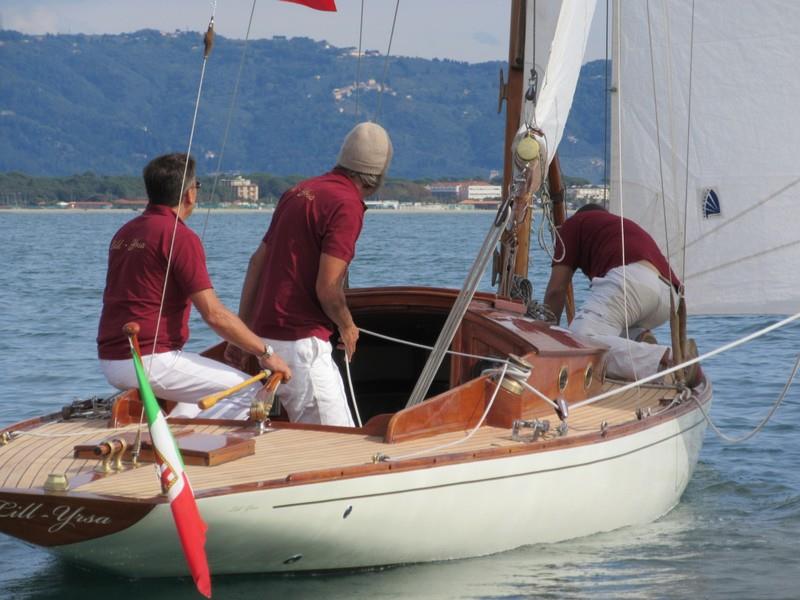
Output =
[
  {"x1": 353, "y1": 0, "x2": 365, "y2": 120},
  {"x1": 603, "y1": 0, "x2": 609, "y2": 205},
  {"x1": 612, "y1": 2, "x2": 644, "y2": 387},
  {"x1": 150, "y1": 8, "x2": 217, "y2": 369},
  {"x1": 374, "y1": 0, "x2": 400, "y2": 124},
  {"x1": 130, "y1": 6, "x2": 217, "y2": 460},
  {"x1": 680, "y1": 0, "x2": 697, "y2": 286},
  {"x1": 200, "y1": 0, "x2": 259, "y2": 242},
  {"x1": 572, "y1": 310, "x2": 800, "y2": 410},
  {"x1": 645, "y1": 0, "x2": 673, "y2": 273}
]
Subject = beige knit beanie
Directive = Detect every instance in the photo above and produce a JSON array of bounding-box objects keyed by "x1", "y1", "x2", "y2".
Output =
[{"x1": 337, "y1": 122, "x2": 393, "y2": 176}]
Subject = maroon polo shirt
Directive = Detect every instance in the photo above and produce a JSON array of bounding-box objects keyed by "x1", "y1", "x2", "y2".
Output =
[
  {"x1": 554, "y1": 210, "x2": 681, "y2": 288},
  {"x1": 97, "y1": 204, "x2": 213, "y2": 360},
  {"x1": 251, "y1": 169, "x2": 366, "y2": 341}
]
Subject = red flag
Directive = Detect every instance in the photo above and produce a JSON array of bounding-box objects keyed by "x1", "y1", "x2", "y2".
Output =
[{"x1": 282, "y1": 0, "x2": 337, "y2": 11}]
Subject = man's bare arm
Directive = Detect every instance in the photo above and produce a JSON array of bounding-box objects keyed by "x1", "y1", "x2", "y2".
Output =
[
  {"x1": 191, "y1": 288, "x2": 291, "y2": 379},
  {"x1": 237, "y1": 242, "x2": 268, "y2": 327},
  {"x1": 543, "y1": 264, "x2": 574, "y2": 325},
  {"x1": 316, "y1": 252, "x2": 358, "y2": 360}
]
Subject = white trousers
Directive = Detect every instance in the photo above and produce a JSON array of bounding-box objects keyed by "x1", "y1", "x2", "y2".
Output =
[
  {"x1": 100, "y1": 350, "x2": 261, "y2": 419},
  {"x1": 569, "y1": 263, "x2": 674, "y2": 380},
  {"x1": 266, "y1": 336, "x2": 354, "y2": 427}
]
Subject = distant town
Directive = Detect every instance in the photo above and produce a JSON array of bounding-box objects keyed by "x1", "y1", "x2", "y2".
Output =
[{"x1": 0, "y1": 173, "x2": 606, "y2": 212}]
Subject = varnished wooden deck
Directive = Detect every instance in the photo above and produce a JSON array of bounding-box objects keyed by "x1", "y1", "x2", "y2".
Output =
[{"x1": 0, "y1": 382, "x2": 680, "y2": 500}]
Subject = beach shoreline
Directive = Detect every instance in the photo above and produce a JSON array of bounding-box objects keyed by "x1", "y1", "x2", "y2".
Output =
[{"x1": 0, "y1": 206, "x2": 493, "y2": 215}]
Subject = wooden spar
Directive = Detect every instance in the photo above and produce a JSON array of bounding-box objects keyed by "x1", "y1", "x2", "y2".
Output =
[
  {"x1": 498, "y1": 0, "x2": 529, "y2": 293},
  {"x1": 548, "y1": 154, "x2": 575, "y2": 323}
]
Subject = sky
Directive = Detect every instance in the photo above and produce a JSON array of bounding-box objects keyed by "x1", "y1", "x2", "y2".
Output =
[{"x1": 0, "y1": 0, "x2": 610, "y2": 64}]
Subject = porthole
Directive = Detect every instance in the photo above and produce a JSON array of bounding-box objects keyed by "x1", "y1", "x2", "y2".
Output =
[
  {"x1": 558, "y1": 366, "x2": 569, "y2": 391},
  {"x1": 584, "y1": 364, "x2": 594, "y2": 390}
]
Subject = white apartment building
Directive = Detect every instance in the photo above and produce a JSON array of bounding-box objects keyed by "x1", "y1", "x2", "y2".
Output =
[{"x1": 220, "y1": 176, "x2": 259, "y2": 202}]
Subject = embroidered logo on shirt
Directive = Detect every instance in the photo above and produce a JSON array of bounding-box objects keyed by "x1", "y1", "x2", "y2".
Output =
[
  {"x1": 110, "y1": 238, "x2": 146, "y2": 251},
  {"x1": 298, "y1": 188, "x2": 315, "y2": 203}
]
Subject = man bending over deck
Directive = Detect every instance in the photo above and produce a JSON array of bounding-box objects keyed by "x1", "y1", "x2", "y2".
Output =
[
  {"x1": 229, "y1": 122, "x2": 393, "y2": 426},
  {"x1": 97, "y1": 153, "x2": 291, "y2": 418},
  {"x1": 543, "y1": 203, "x2": 695, "y2": 382}
]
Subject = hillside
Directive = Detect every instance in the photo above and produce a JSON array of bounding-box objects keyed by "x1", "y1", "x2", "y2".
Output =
[{"x1": 0, "y1": 30, "x2": 609, "y2": 182}]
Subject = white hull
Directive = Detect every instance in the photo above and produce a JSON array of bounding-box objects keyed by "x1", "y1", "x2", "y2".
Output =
[{"x1": 56, "y1": 392, "x2": 709, "y2": 577}]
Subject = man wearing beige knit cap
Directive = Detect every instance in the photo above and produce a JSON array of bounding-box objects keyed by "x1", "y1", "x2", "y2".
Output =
[{"x1": 230, "y1": 122, "x2": 392, "y2": 426}]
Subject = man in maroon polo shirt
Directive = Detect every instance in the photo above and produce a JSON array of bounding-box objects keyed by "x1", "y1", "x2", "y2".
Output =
[
  {"x1": 543, "y1": 203, "x2": 689, "y2": 381},
  {"x1": 232, "y1": 122, "x2": 392, "y2": 426},
  {"x1": 97, "y1": 153, "x2": 290, "y2": 418}
]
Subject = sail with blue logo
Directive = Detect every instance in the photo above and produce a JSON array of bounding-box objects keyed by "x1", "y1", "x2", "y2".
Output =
[{"x1": 702, "y1": 189, "x2": 720, "y2": 218}]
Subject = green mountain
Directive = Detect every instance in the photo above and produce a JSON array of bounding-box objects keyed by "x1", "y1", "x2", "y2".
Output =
[{"x1": 0, "y1": 30, "x2": 609, "y2": 182}]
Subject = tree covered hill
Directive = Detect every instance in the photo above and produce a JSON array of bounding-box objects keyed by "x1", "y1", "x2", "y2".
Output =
[{"x1": 0, "y1": 29, "x2": 609, "y2": 182}]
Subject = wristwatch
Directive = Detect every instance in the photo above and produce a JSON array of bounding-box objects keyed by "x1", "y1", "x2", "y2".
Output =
[{"x1": 259, "y1": 344, "x2": 274, "y2": 361}]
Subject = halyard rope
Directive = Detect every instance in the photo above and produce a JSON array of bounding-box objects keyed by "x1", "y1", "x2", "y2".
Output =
[
  {"x1": 344, "y1": 357, "x2": 363, "y2": 427},
  {"x1": 359, "y1": 327, "x2": 515, "y2": 365}
]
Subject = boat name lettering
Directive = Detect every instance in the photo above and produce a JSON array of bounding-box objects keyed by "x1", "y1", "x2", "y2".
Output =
[
  {"x1": 0, "y1": 500, "x2": 112, "y2": 532},
  {"x1": 0, "y1": 500, "x2": 44, "y2": 520},
  {"x1": 48, "y1": 505, "x2": 113, "y2": 533}
]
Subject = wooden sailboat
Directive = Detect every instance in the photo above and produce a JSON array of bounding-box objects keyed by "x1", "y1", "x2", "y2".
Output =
[{"x1": 0, "y1": 0, "x2": 726, "y2": 578}]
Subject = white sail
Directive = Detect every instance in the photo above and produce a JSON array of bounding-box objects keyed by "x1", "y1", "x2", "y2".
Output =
[
  {"x1": 610, "y1": 0, "x2": 800, "y2": 315},
  {"x1": 530, "y1": 0, "x2": 597, "y2": 167}
]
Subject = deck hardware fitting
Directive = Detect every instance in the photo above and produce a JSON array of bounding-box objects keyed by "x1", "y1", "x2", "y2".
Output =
[
  {"x1": 555, "y1": 396, "x2": 569, "y2": 421},
  {"x1": 111, "y1": 438, "x2": 127, "y2": 471},
  {"x1": 95, "y1": 456, "x2": 112, "y2": 474},
  {"x1": 508, "y1": 354, "x2": 533, "y2": 374},
  {"x1": 636, "y1": 407, "x2": 652, "y2": 420},
  {"x1": 600, "y1": 421, "x2": 609, "y2": 436},
  {"x1": 511, "y1": 419, "x2": 550, "y2": 442},
  {"x1": 0, "y1": 431, "x2": 10, "y2": 446},
  {"x1": 556, "y1": 422, "x2": 569, "y2": 437},
  {"x1": 43, "y1": 473, "x2": 70, "y2": 493},
  {"x1": 249, "y1": 398, "x2": 272, "y2": 435},
  {"x1": 373, "y1": 453, "x2": 388, "y2": 463},
  {"x1": 499, "y1": 377, "x2": 524, "y2": 395}
]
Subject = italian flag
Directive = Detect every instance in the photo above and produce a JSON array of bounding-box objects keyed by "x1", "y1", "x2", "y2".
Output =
[{"x1": 129, "y1": 341, "x2": 211, "y2": 598}]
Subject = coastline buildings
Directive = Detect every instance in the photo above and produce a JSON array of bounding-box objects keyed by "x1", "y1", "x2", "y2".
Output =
[
  {"x1": 220, "y1": 176, "x2": 259, "y2": 203},
  {"x1": 425, "y1": 181, "x2": 502, "y2": 209}
]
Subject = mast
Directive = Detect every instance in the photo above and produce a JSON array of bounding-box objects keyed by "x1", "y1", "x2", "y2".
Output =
[{"x1": 497, "y1": 0, "x2": 530, "y2": 293}]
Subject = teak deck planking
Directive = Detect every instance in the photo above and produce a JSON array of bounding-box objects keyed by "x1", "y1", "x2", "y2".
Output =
[{"x1": 0, "y1": 382, "x2": 680, "y2": 500}]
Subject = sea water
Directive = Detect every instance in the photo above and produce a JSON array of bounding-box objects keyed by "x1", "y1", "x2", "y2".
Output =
[{"x1": 0, "y1": 211, "x2": 798, "y2": 600}]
